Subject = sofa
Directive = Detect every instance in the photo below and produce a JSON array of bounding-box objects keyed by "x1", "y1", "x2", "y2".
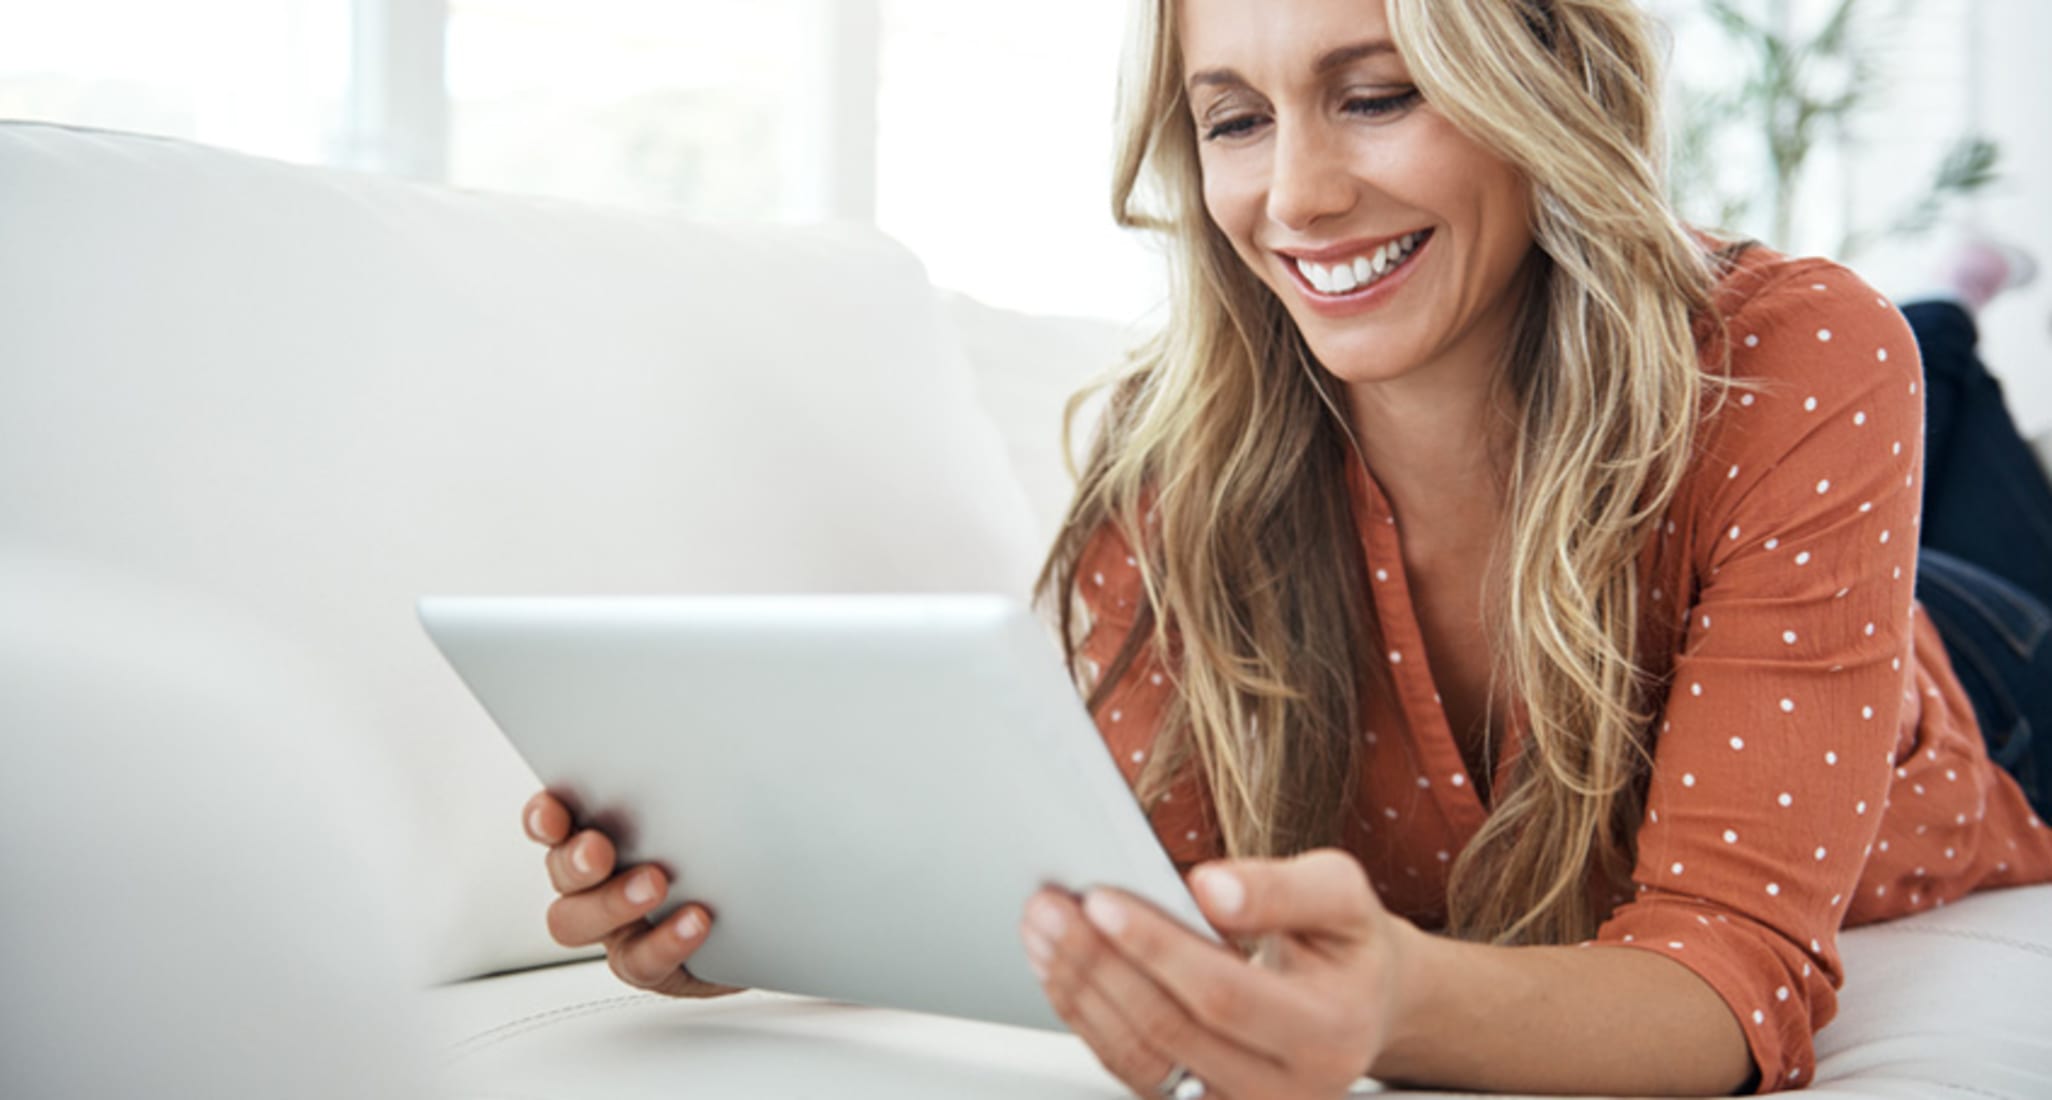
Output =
[{"x1": 2, "y1": 120, "x2": 2048, "y2": 1099}]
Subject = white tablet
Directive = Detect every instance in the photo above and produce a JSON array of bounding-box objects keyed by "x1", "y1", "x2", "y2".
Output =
[{"x1": 418, "y1": 594, "x2": 1216, "y2": 1033}]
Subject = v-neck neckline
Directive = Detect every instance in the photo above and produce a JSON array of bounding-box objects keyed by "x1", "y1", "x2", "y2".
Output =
[{"x1": 1344, "y1": 452, "x2": 1525, "y2": 831}]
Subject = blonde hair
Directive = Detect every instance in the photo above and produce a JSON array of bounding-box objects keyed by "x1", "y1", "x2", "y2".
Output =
[{"x1": 1036, "y1": 0, "x2": 1734, "y2": 947}]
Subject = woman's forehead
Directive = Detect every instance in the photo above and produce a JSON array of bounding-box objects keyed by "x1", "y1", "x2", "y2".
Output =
[{"x1": 1178, "y1": 0, "x2": 1401, "y2": 83}]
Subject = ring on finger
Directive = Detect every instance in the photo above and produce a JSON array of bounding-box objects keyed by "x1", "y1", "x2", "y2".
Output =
[{"x1": 1157, "y1": 1063, "x2": 1208, "y2": 1100}]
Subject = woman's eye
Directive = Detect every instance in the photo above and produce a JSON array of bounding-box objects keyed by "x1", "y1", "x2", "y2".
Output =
[
  {"x1": 1344, "y1": 88, "x2": 1421, "y2": 118},
  {"x1": 1203, "y1": 115, "x2": 1264, "y2": 142}
]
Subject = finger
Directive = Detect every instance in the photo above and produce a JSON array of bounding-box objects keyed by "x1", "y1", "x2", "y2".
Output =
[
  {"x1": 1026, "y1": 891, "x2": 1279, "y2": 1099},
  {"x1": 523, "y1": 791, "x2": 572, "y2": 846},
  {"x1": 546, "y1": 829, "x2": 616, "y2": 894},
  {"x1": 1189, "y1": 849, "x2": 1377, "y2": 943},
  {"x1": 603, "y1": 902, "x2": 726, "y2": 997},
  {"x1": 1066, "y1": 887, "x2": 1315, "y2": 1064},
  {"x1": 545, "y1": 864, "x2": 668, "y2": 947}
]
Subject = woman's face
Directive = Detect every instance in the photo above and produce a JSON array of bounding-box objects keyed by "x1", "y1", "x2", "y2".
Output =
[{"x1": 1181, "y1": 0, "x2": 1536, "y2": 388}]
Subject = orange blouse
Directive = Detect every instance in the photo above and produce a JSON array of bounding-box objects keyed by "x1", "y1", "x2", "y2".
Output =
[{"x1": 1073, "y1": 246, "x2": 2052, "y2": 1094}]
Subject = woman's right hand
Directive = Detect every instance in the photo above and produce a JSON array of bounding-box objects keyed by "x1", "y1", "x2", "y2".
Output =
[{"x1": 523, "y1": 790, "x2": 745, "y2": 999}]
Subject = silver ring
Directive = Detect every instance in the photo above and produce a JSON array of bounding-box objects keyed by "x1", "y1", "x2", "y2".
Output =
[{"x1": 1157, "y1": 1063, "x2": 1209, "y2": 1100}]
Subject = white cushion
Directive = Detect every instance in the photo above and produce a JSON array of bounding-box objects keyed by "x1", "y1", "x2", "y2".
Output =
[
  {"x1": 941, "y1": 292, "x2": 1134, "y2": 546},
  {"x1": 0, "y1": 121, "x2": 1043, "y2": 983},
  {"x1": 0, "y1": 554, "x2": 432, "y2": 1098},
  {"x1": 424, "y1": 882, "x2": 2052, "y2": 1098}
]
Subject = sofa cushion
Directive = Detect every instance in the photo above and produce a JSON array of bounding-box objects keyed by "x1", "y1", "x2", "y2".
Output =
[
  {"x1": 0, "y1": 121, "x2": 1045, "y2": 983},
  {"x1": 424, "y1": 882, "x2": 2052, "y2": 1098}
]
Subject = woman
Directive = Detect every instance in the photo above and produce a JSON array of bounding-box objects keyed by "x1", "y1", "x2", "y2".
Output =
[{"x1": 520, "y1": 0, "x2": 2052, "y2": 1095}]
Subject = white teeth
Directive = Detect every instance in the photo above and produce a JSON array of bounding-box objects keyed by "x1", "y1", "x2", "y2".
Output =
[{"x1": 1293, "y1": 230, "x2": 1426, "y2": 297}]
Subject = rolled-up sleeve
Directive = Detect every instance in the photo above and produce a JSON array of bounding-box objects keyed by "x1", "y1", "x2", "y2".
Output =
[{"x1": 1590, "y1": 268, "x2": 1924, "y2": 1092}]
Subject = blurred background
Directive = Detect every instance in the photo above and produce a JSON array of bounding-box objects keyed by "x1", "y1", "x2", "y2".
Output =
[{"x1": 3, "y1": 0, "x2": 2046, "y2": 429}]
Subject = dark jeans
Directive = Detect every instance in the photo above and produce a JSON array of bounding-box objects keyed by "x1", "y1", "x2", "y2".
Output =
[{"x1": 1905, "y1": 300, "x2": 2052, "y2": 819}]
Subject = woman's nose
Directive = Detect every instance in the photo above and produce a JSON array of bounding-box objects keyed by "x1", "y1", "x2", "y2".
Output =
[{"x1": 1265, "y1": 122, "x2": 1356, "y2": 233}]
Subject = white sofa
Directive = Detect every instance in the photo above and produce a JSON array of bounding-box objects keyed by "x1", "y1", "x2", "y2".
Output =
[{"x1": 2, "y1": 121, "x2": 2048, "y2": 1099}]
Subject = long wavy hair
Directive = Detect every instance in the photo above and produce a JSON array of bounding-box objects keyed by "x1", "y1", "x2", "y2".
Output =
[{"x1": 1035, "y1": 0, "x2": 1735, "y2": 947}]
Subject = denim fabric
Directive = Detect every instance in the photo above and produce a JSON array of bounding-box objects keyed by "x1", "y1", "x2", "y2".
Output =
[
  {"x1": 1905, "y1": 299, "x2": 2052, "y2": 819},
  {"x1": 1914, "y1": 548, "x2": 2052, "y2": 818},
  {"x1": 1906, "y1": 300, "x2": 2052, "y2": 607}
]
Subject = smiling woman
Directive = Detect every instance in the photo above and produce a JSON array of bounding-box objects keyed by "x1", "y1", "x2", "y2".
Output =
[{"x1": 1021, "y1": 0, "x2": 2052, "y2": 1097}]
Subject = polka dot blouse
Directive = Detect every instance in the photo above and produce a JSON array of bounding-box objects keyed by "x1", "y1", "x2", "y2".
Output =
[{"x1": 1070, "y1": 246, "x2": 2052, "y2": 1094}]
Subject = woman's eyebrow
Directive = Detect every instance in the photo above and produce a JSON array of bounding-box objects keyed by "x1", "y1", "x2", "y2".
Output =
[{"x1": 1185, "y1": 40, "x2": 1398, "y2": 92}]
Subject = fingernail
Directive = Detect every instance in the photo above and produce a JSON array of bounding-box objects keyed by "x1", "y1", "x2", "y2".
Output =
[
  {"x1": 1083, "y1": 891, "x2": 1127, "y2": 937},
  {"x1": 1027, "y1": 951, "x2": 1050, "y2": 981},
  {"x1": 626, "y1": 870, "x2": 659, "y2": 906},
  {"x1": 571, "y1": 838, "x2": 593, "y2": 875},
  {"x1": 527, "y1": 806, "x2": 547, "y2": 842},
  {"x1": 674, "y1": 909, "x2": 705, "y2": 940},
  {"x1": 1197, "y1": 869, "x2": 1245, "y2": 915},
  {"x1": 1022, "y1": 927, "x2": 1054, "y2": 964},
  {"x1": 1027, "y1": 898, "x2": 1067, "y2": 939}
]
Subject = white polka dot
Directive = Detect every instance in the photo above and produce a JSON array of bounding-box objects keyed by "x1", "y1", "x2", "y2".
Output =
[
  {"x1": 1451, "y1": 773, "x2": 1466, "y2": 787},
  {"x1": 1745, "y1": 334, "x2": 1760, "y2": 348},
  {"x1": 1728, "y1": 524, "x2": 1742, "y2": 541},
  {"x1": 1730, "y1": 736, "x2": 1745, "y2": 751},
  {"x1": 1812, "y1": 283, "x2": 1828, "y2": 292},
  {"x1": 1783, "y1": 630, "x2": 1798, "y2": 644},
  {"x1": 1701, "y1": 615, "x2": 1711, "y2": 629},
  {"x1": 1911, "y1": 382, "x2": 1918, "y2": 395},
  {"x1": 1388, "y1": 650, "x2": 1402, "y2": 664},
  {"x1": 1791, "y1": 1068, "x2": 1803, "y2": 1082},
  {"x1": 1111, "y1": 709, "x2": 1123, "y2": 722},
  {"x1": 1815, "y1": 847, "x2": 1828, "y2": 861},
  {"x1": 1854, "y1": 411, "x2": 1867, "y2": 426},
  {"x1": 1812, "y1": 938, "x2": 1822, "y2": 953},
  {"x1": 1815, "y1": 479, "x2": 1831, "y2": 494},
  {"x1": 1186, "y1": 830, "x2": 1199, "y2": 841},
  {"x1": 1764, "y1": 537, "x2": 1780, "y2": 550},
  {"x1": 1753, "y1": 1010, "x2": 1766, "y2": 1025},
  {"x1": 1778, "y1": 792, "x2": 1794, "y2": 807},
  {"x1": 1795, "y1": 551, "x2": 1812, "y2": 566},
  {"x1": 1691, "y1": 682, "x2": 1703, "y2": 697},
  {"x1": 1130, "y1": 749, "x2": 1145, "y2": 763},
  {"x1": 1724, "y1": 829, "x2": 1739, "y2": 843},
  {"x1": 1946, "y1": 847, "x2": 1956, "y2": 860},
  {"x1": 1865, "y1": 622, "x2": 1876, "y2": 636},
  {"x1": 1880, "y1": 529, "x2": 1891, "y2": 544},
  {"x1": 1093, "y1": 572, "x2": 1105, "y2": 586},
  {"x1": 1779, "y1": 698, "x2": 1796, "y2": 713},
  {"x1": 1877, "y1": 347, "x2": 1889, "y2": 362},
  {"x1": 1383, "y1": 807, "x2": 1399, "y2": 819},
  {"x1": 1859, "y1": 501, "x2": 1873, "y2": 514},
  {"x1": 1892, "y1": 441, "x2": 1902, "y2": 456},
  {"x1": 1835, "y1": 587, "x2": 1850, "y2": 599},
  {"x1": 1671, "y1": 861, "x2": 1685, "y2": 875},
  {"x1": 1826, "y1": 751, "x2": 1838, "y2": 765},
  {"x1": 1151, "y1": 672, "x2": 1164, "y2": 685},
  {"x1": 1777, "y1": 985, "x2": 1790, "y2": 1001},
  {"x1": 1375, "y1": 568, "x2": 1389, "y2": 582},
  {"x1": 1855, "y1": 800, "x2": 1867, "y2": 815},
  {"x1": 1741, "y1": 393, "x2": 1756, "y2": 406},
  {"x1": 1416, "y1": 775, "x2": 1431, "y2": 789},
  {"x1": 1804, "y1": 396, "x2": 1819, "y2": 411},
  {"x1": 1817, "y1": 329, "x2": 1833, "y2": 342},
  {"x1": 1728, "y1": 464, "x2": 1740, "y2": 479},
  {"x1": 1683, "y1": 772, "x2": 1697, "y2": 787},
  {"x1": 1669, "y1": 941, "x2": 1685, "y2": 949}
]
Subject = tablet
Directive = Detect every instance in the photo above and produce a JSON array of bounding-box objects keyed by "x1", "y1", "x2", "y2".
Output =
[{"x1": 418, "y1": 594, "x2": 1217, "y2": 1032}]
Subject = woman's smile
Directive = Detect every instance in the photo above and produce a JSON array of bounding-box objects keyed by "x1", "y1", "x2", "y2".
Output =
[{"x1": 1276, "y1": 226, "x2": 1434, "y2": 316}]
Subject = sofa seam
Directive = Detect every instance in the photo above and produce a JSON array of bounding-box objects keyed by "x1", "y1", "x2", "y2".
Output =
[
  {"x1": 1852, "y1": 923, "x2": 2052, "y2": 959},
  {"x1": 443, "y1": 994, "x2": 658, "y2": 1061}
]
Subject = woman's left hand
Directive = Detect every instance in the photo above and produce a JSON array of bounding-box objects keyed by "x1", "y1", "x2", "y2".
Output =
[{"x1": 1020, "y1": 848, "x2": 1419, "y2": 1100}]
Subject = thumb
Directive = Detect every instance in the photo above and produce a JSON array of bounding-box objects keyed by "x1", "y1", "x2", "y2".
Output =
[{"x1": 1187, "y1": 848, "x2": 1379, "y2": 942}]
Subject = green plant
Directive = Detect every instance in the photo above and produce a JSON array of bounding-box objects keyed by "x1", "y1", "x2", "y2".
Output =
[{"x1": 1667, "y1": 0, "x2": 1999, "y2": 257}]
